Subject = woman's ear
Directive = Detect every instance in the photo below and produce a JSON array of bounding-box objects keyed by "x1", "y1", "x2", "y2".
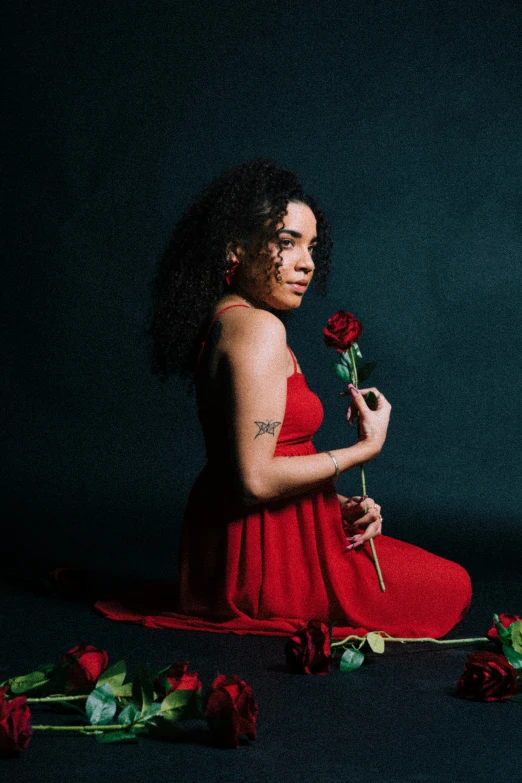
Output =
[
  {"x1": 225, "y1": 242, "x2": 244, "y2": 264},
  {"x1": 225, "y1": 243, "x2": 243, "y2": 287}
]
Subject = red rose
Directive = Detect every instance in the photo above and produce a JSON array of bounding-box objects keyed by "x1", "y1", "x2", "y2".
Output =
[
  {"x1": 456, "y1": 651, "x2": 519, "y2": 702},
  {"x1": 323, "y1": 311, "x2": 363, "y2": 353},
  {"x1": 153, "y1": 662, "x2": 202, "y2": 701},
  {"x1": 60, "y1": 643, "x2": 109, "y2": 692},
  {"x1": 0, "y1": 691, "x2": 32, "y2": 757},
  {"x1": 204, "y1": 674, "x2": 258, "y2": 748},
  {"x1": 486, "y1": 613, "x2": 522, "y2": 642},
  {"x1": 284, "y1": 619, "x2": 331, "y2": 675}
]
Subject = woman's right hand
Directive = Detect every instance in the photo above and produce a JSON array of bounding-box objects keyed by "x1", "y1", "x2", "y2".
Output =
[{"x1": 349, "y1": 385, "x2": 391, "y2": 458}]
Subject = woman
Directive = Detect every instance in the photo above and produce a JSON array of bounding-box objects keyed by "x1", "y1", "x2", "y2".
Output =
[{"x1": 96, "y1": 159, "x2": 471, "y2": 638}]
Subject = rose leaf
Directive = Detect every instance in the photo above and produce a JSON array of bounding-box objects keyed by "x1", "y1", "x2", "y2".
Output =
[
  {"x1": 140, "y1": 703, "x2": 162, "y2": 721},
  {"x1": 132, "y1": 666, "x2": 154, "y2": 713},
  {"x1": 341, "y1": 351, "x2": 353, "y2": 367},
  {"x1": 340, "y1": 648, "x2": 365, "y2": 672},
  {"x1": 502, "y1": 645, "x2": 522, "y2": 670},
  {"x1": 112, "y1": 682, "x2": 133, "y2": 698},
  {"x1": 118, "y1": 703, "x2": 141, "y2": 726},
  {"x1": 510, "y1": 621, "x2": 522, "y2": 654},
  {"x1": 160, "y1": 689, "x2": 196, "y2": 722},
  {"x1": 96, "y1": 660, "x2": 127, "y2": 690},
  {"x1": 335, "y1": 363, "x2": 352, "y2": 383},
  {"x1": 86, "y1": 683, "x2": 118, "y2": 725},
  {"x1": 364, "y1": 391, "x2": 379, "y2": 411},
  {"x1": 366, "y1": 632, "x2": 385, "y2": 654},
  {"x1": 6, "y1": 670, "x2": 53, "y2": 695},
  {"x1": 357, "y1": 362, "x2": 377, "y2": 383}
]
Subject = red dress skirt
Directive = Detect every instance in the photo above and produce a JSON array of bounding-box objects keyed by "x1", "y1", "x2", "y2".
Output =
[{"x1": 96, "y1": 366, "x2": 471, "y2": 639}]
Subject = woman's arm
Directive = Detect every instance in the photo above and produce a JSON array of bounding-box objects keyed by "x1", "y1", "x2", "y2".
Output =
[{"x1": 219, "y1": 308, "x2": 391, "y2": 506}]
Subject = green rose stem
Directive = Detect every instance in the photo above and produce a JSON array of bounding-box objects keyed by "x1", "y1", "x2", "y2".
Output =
[
  {"x1": 31, "y1": 724, "x2": 146, "y2": 733},
  {"x1": 331, "y1": 634, "x2": 488, "y2": 649},
  {"x1": 26, "y1": 695, "x2": 88, "y2": 703},
  {"x1": 349, "y1": 346, "x2": 386, "y2": 593}
]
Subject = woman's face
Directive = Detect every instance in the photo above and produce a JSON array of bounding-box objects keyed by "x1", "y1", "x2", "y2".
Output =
[{"x1": 236, "y1": 201, "x2": 317, "y2": 311}]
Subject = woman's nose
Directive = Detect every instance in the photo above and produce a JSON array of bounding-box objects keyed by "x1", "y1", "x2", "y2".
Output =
[{"x1": 298, "y1": 249, "x2": 315, "y2": 272}]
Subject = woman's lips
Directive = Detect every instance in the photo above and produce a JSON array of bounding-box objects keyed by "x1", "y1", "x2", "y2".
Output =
[{"x1": 287, "y1": 282, "x2": 308, "y2": 293}]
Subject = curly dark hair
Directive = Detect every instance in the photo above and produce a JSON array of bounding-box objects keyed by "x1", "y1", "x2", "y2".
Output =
[{"x1": 148, "y1": 158, "x2": 333, "y2": 378}]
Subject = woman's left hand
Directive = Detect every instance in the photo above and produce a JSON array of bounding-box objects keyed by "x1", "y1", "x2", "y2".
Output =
[{"x1": 340, "y1": 496, "x2": 382, "y2": 548}]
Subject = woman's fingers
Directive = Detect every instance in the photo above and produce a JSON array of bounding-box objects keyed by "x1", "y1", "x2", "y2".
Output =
[
  {"x1": 346, "y1": 498, "x2": 383, "y2": 546},
  {"x1": 344, "y1": 499, "x2": 383, "y2": 547},
  {"x1": 351, "y1": 517, "x2": 383, "y2": 547},
  {"x1": 349, "y1": 385, "x2": 391, "y2": 456},
  {"x1": 354, "y1": 502, "x2": 381, "y2": 528},
  {"x1": 341, "y1": 495, "x2": 366, "y2": 514},
  {"x1": 341, "y1": 497, "x2": 361, "y2": 511},
  {"x1": 342, "y1": 497, "x2": 381, "y2": 532},
  {"x1": 350, "y1": 386, "x2": 388, "y2": 408},
  {"x1": 357, "y1": 387, "x2": 381, "y2": 396}
]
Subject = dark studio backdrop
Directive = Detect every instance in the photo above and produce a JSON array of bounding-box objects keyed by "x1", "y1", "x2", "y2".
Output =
[{"x1": 4, "y1": 0, "x2": 522, "y2": 583}]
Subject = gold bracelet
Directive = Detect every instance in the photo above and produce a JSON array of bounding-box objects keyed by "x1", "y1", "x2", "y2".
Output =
[{"x1": 325, "y1": 451, "x2": 340, "y2": 483}]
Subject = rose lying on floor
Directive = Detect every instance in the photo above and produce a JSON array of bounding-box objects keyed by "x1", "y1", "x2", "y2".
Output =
[
  {"x1": 60, "y1": 643, "x2": 109, "y2": 692},
  {"x1": 486, "y1": 613, "x2": 522, "y2": 642},
  {"x1": 284, "y1": 614, "x2": 522, "y2": 703},
  {"x1": 153, "y1": 661, "x2": 202, "y2": 701},
  {"x1": 0, "y1": 647, "x2": 257, "y2": 755},
  {"x1": 0, "y1": 688, "x2": 32, "y2": 757},
  {"x1": 284, "y1": 620, "x2": 331, "y2": 675},
  {"x1": 455, "y1": 651, "x2": 518, "y2": 701},
  {"x1": 204, "y1": 674, "x2": 258, "y2": 748}
]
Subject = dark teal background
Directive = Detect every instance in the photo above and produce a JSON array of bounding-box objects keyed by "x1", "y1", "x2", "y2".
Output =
[{"x1": 5, "y1": 0, "x2": 522, "y2": 577}]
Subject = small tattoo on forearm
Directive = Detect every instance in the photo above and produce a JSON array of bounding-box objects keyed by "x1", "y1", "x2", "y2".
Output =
[{"x1": 254, "y1": 420, "x2": 282, "y2": 439}]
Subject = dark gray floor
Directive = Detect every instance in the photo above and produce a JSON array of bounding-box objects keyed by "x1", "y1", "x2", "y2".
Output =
[{"x1": 1, "y1": 568, "x2": 521, "y2": 783}]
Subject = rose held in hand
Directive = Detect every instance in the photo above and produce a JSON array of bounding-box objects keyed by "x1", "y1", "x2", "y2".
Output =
[
  {"x1": 323, "y1": 310, "x2": 363, "y2": 353},
  {"x1": 456, "y1": 651, "x2": 518, "y2": 701},
  {"x1": 204, "y1": 674, "x2": 258, "y2": 748},
  {"x1": 0, "y1": 689, "x2": 32, "y2": 757},
  {"x1": 284, "y1": 620, "x2": 331, "y2": 675},
  {"x1": 60, "y1": 643, "x2": 109, "y2": 692}
]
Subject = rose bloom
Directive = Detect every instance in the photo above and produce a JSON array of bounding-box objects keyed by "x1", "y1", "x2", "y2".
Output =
[
  {"x1": 204, "y1": 674, "x2": 258, "y2": 748},
  {"x1": 284, "y1": 619, "x2": 331, "y2": 675},
  {"x1": 456, "y1": 651, "x2": 519, "y2": 702},
  {"x1": 323, "y1": 310, "x2": 363, "y2": 353},
  {"x1": 486, "y1": 613, "x2": 522, "y2": 642},
  {"x1": 0, "y1": 689, "x2": 32, "y2": 757},
  {"x1": 60, "y1": 643, "x2": 109, "y2": 692},
  {"x1": 153, "y1": 662, "x2": 202, "y2": 701}
]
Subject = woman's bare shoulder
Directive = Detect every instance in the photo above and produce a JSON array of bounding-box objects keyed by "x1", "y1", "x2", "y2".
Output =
[{"x1": 219, "y1": 306, "x2": 287, "y2": 362}]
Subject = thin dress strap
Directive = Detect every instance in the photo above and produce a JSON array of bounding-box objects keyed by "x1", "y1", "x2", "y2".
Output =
[{"x1": 197, "y1": 303, "x2": 252, "y2": 365}]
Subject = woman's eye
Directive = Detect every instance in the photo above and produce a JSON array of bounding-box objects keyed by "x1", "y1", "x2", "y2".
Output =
[
  {"x1": 279, "y1": 239, "x2": 293, "y2": 248},
  {"x1": 309, "y1": 246, "x2": 316, "y2": 254}
]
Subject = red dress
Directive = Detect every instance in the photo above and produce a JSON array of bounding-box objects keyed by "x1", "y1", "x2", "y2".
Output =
[{"x1": 96, "y1": 306, "x2": 471, "y2": 639}]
